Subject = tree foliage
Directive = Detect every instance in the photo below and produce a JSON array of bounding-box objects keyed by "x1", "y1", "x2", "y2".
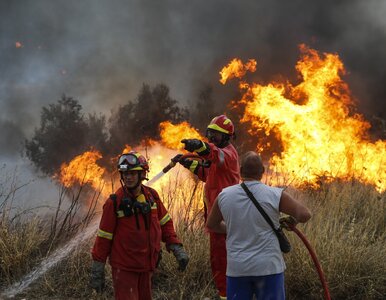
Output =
[
  {"x1": 108, "y1": 83, "x2": 188, "y2": 155},
  {"x1": 190, "y1": 84, "x2": 217, "y2": 132},
  {"x1": 26, "y1": 84, "x2": 189, "y2": 175},
  {"x1": 25, "y1": 95, "x2": 107, "y2": 175},
  {"x1": 85, "y1": 112, "x2": 109, "y2": 154}
]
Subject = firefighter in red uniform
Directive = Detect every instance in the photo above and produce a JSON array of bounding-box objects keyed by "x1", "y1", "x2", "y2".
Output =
[
  {"x1": 90, "y1": 151, "x2": 189, "y2": 300},
  {"x1": 174, "y1": 115, "x2": 240, "y2": 299}
]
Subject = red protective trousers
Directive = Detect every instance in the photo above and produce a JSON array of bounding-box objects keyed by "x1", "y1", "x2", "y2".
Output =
[
  {"x1": 112, "y1": 268, "x2": 152, "y2": 300},
  {"x1": 209, "y1": 232, "x2": 227, "y2": 297},
  {"x1": 195, "y1": 142, "x2": 240, "y2": 298}
]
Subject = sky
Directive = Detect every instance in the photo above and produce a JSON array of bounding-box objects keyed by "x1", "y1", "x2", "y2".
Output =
[{"x1": 1, "y1": 0, "x2": 386, "y2": 160}]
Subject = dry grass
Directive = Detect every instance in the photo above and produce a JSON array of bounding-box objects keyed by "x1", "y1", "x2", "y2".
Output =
[
  {"x1": 284, "y1": 180, "x2": 385, "y2": 299},
  {"x1": 0, "y1": 170, "x2": 385, "y2": 299},
  {"x1": 0, "y1": 217, "x2": 48, "y2": 285}
]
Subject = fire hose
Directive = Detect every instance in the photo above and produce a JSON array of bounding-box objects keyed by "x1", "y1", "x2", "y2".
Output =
[
  {"x1": 281, "y1": 220, "x2": 331, "y2": 300},
  {"x1": 162, "y1": 154, "x2": 331, "y2": 300}
]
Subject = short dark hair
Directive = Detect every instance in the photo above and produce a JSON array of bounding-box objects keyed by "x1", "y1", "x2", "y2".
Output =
[{"x1": 240, "y1": 151, "x2": 265, "y2": 180}]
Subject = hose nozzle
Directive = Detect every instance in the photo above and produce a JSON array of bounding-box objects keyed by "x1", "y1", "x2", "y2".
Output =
[{"x1": 162, "y1": 161, "x2": 177, "y2": 173}]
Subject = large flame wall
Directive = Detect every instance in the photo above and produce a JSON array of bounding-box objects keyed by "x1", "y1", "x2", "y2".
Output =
[
  {"x1": 59, "y1": 45, "x2": 385, "y2": 199},
  {"x1": 222, "y1": 45, "x2": 385, "y2": 192}
]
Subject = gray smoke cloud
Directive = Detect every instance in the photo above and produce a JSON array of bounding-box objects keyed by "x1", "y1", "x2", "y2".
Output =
[{"x1": 1, "y1": 0, "x2": 386, "y2": 159}]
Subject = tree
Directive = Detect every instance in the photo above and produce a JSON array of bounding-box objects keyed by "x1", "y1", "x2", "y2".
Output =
[
  {"x1": 108, "y1": 83, "x2": 188, "y2": 154},
  {"x1": 85, "y1": 112, "x2": 109, "y2": 154},
  {"x1": 107, "y1": 102, "x2": 136, "y2": 156},
  {"x1": 25, "y1": 95, "x2": 107, "y2": 175},
  {"x1": 191, "y1": 84, "x2": 217, "y2": 132},
  {"x1": 133, "y1": 83, "x2": 188, "y2": 139}
]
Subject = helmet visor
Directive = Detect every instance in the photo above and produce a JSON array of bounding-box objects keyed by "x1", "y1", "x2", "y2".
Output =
[{"x1": 118, "y1": 154, "x2": 140, "y2": 171}]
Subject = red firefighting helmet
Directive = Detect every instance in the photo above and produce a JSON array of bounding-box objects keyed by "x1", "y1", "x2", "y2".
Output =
[
  {"x1": 207, "y1": 115, "x2": 234, "y2": 135},
  {"x1": 117, "y1": 151, "x2": 149, "y2": 172}
]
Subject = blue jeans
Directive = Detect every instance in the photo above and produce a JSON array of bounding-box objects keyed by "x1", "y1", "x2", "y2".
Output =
[{"x1": 226, "y1": 273, "x2": 285, "y2": 300}]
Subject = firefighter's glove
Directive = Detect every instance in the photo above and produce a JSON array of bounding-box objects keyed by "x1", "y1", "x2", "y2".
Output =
[
  {"x1": 179, "y1": 158, "x2": 199, "y2": 175},
  {"x1": 169, "y1": 244, "x2": 189, "y2": 271},
  {"x1": 181, "y1": 139, "x2": 209, "y2": 155},
  {"x1": 280, "y1": 216, "x2": 298, "y2": 230},
  {"x1": 90, "y1": 261, "x2": 105, "y2": 293}
]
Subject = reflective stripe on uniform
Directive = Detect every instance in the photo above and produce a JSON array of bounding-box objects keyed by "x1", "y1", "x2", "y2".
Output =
[
  {"x1": 189, "y1": 160, "x2": 199, "y2": 173},
  {"x1": 136, "y1": 194, "x2": 146, "y2": 203},
  {"x1": 195, "y1": 142, "x2": 207, "y2": 153},
  {"x1": 218, "y1": 149, "x2": 225, "y2": 166},
  {"x1": 117, "y1": 210, "x2": 125, "y2": 218},
  {"x1": 160, "y1": 213, "x2": 171, "y2": 226},
  {"x1": 97, "y1": 229, "x2": 113, "y2": 240}
]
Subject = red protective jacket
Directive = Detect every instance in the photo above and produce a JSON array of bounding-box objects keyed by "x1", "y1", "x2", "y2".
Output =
[
  {"x1": 195, "y1": 142, "x2": 240, "y2": 215},
  {"x1": 91, "y1": 185, "x2": 181, "y2": 272}
]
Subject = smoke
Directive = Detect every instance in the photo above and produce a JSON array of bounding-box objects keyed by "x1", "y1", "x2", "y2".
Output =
[
  {"x1": 0, "y1": 157, "x2": 65, "y2": 217},
  {"x1": 1, "y1": 0, "x2": 385, "y2": 158}
]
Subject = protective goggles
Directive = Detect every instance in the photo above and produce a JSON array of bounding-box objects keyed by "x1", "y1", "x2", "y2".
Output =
[
  {"x1": 118, "y1": 154, "x2": 141, "y2": 172},
  {"x1": 205, "y1": 128, "x2": 224, "y2": 138}
]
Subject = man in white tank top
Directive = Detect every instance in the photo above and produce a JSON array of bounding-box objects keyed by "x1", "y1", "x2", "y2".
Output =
[{"x1": 207, "y1": 151, "x2": 311, "y2": 300}]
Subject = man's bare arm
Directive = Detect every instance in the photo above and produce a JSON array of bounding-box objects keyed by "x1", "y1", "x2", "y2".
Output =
[
  {"x1": 206, "y1": 198, "x2": 226, "y2": 234},
  {"x1": 279, "y1": 191, "x2": 311, "y2": 223}
]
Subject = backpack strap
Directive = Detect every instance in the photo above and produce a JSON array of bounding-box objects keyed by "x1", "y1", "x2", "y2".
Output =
[
  {"x1": 110, "y1": 193, "x2": 118, "y2": 214},
  {"x1": 143, "y1": 186, "x2": 157, "y2": 204}
]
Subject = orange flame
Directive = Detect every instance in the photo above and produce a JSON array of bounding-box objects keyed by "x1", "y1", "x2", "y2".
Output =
[
  {"x1": 60, "y1": 131, "x2": 202, "y2": 218},
  {"x1": 159, "y1": 121, "x2": 205, "y2": 150},
  {"x1": 122, "y1": 144, "x2": 133, "y2": 154},
  {"x1": 226, "y1": 45, "x2": 385, "y2": 192},
  {"x1": 219, "y1": 58, "x2": 257, "y2": 84},
  {"x1": 60, "y1": 150, "x2": 106, "y2": 191},
  {"x1": 119, "y1": 139, "x2": 187, "y2": 186}
]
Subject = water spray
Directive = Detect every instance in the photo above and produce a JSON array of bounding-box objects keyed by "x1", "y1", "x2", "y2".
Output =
[
  {"x1": 1, "y1": 219, "x2": 100, "y2": 299},
  {"x1": 1, "y1": 154, "x2": 203, "y2": 298}
]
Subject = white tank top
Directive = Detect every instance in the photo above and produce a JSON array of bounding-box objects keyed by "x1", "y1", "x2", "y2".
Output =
[{"x1": 217, "y1": 181, "x2": 286, "y2": 277}]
